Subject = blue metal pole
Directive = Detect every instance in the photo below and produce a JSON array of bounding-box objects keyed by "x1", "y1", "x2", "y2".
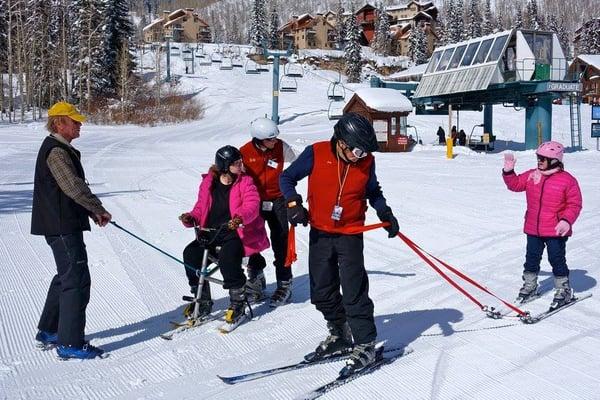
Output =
[
  {"x1": 483, "y1": 104, "x2": 493, "y2": 136},
  {"x1": 272, "y1": 55, "x2": 280, "y2": 124},
  {"x1": 525, "y1": 95, "x2": 552, "y2": 150}
]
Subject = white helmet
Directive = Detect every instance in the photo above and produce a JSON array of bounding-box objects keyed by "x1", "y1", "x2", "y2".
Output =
[{"x1": 250, "y1": 117, "x2": 279, "y2": 140}]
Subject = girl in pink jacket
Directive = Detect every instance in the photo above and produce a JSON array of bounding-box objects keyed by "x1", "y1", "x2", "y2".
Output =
[
  {"x1": 179, "y1": 146, "x2": 269, "y2": 329},
  {"x1": 502, "y1": 141, "x2": 582, "y2": 311}
]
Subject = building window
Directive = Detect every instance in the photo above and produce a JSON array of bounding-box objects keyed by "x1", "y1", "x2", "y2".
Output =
[{"x1": 373, "y1": 119, "x2": 388, "y2": 142}]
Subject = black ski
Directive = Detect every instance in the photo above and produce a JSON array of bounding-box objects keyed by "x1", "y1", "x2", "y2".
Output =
[
  {"x1": 218, "y1": 345, "x2": 407, "y2": 385},
  {"x1": 520, "y1": 293, "x2": 592, "y2": 324},
  {"x1": 297, "y1": 346, "x2": 414, "y2": 400}
]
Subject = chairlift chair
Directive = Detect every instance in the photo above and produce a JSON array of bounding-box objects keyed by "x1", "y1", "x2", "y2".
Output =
[
  {"x1": 211, "y1": 52, "x2": 223, "y2": 63},
  {"x1": 327, "y1": 81, "x2": 346, "y2": 101},
  {"x1": 279, "y1": 75, "x2": 298, "y2": 92},
  {"x1": 220, "y1": 57, "x2": 233, "y2": 70},
  {"x1": 327, "y1": 100, "x2": 345, "y2": 120},
  {"x1": 245, "y1": 60, "x2": 259, "y2": 74},
  {"x1": 232, "y1": 57, "x2": 244, "y2": 68},
  {"x1": 257, "y1": 63, "x2": 270, "y2": 72},
  {"x1": 284, "y1": 63, "x2": 304, "y2": 78}
]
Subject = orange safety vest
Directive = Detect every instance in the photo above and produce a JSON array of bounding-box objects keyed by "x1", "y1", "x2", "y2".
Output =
[
  {"x1": 240, "y1": 140, "x2": 284, "y2": 200},
  {"x1": 307, "y1": 141, "x2": 373, "y2": 233}
]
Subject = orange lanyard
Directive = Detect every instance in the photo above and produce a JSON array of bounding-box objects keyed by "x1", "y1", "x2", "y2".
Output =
[{"x1": 336, "y1": 152, "x2": 350, "y2": 206}]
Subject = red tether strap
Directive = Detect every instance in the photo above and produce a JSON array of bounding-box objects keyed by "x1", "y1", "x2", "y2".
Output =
[
  {"x1": 285, "y1": 221, "x2": 526, "y2": 316},
  {"x1": 396, "y1": 232, "x2": 527, "y2": 316}
]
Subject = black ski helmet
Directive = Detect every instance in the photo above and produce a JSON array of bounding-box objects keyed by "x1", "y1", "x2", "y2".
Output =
[
  {"x1": 215, "y1": 145, "x2": 242, "y2": 172},
  {"x1": 333, "y1": 113, "x2": 378, "y2": 153}
]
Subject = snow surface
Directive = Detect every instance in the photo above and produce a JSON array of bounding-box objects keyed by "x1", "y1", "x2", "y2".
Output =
[
  {"x1": 353, "y1": 87, "x2": 414, "y2": 112},
  {"x1": 1, "y1": 47, "x2": 600, "y2": 400},
  {"x1": 577, "y1": 54, "x2": 600, "y2": 71}
]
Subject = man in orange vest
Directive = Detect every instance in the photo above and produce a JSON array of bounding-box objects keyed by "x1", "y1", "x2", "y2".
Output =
[
  {"x1": 280, "y1": 113, "x2": 399, "y2": 377},
  {"x1": 240, "y1": 117, "x2": 297, "y2": 307}
]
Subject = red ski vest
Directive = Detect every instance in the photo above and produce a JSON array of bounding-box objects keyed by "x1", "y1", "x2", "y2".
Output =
[
  {"x1": 240, "y1": 139, "x2": 284, "y2": 200},
  {"x1": 307, "y1": 141, "x2": 373, "y2": 233}
]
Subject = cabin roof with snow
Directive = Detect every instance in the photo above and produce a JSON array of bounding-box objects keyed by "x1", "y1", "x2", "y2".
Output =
[{"x1": 345, "y1": 88, "x2": 413, "y2": 113}]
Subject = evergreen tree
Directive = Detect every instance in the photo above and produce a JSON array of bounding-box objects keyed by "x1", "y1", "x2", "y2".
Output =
[
  {"x1": 525, "y1": 0, "x2": 540, "y2": 30},
  {"x1": 496, "y1": 7, "x2": 506, "y2": 32},
  {"x1": 546, "y1": 15, "x2": 569, "y2": 57},
  {"x1": 268, "y1": 6, "x2": 279, "y2": 49},
  {"x1": 344, "y1": 6, "x2": 362, "y2": 83},
  {"x1": 250, "y1": 0, "x2": 267, "y2": 47},
  {"x1": 446, "y1": 0, "x2": 464, "y2": 44},
  {"x1": 513, "y1": 7, "x2": 523, "y2": 29},
  {"x1": 467, "y1": 0, "x2": 482, "y2": 39},
  {"x1": 481, "y1": 0, "x2": 494, "y2": 35},
  {"x1": 436, "y1": 15, "x2": 448, "y2": 46},
  {"x1": 372, "y1": 1, "x2": 390, "y2": 55},
  {"x1": 334, "y1": 0, "x2": 346, "y2": 50},
  {"x1": 102, "y1": 0, "x2": 135, "y2": 96},
  {"x1": 409, "y1": 22, "x2": 428, "y2": 65}
]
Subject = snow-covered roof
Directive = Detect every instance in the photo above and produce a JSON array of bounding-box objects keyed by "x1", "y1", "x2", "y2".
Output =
[
  {"x1": 387, "y1": 1, "x2": 434, "y2": 11},
  {"x1": 143, "y1": 17, "x2": 165, "y2": 31},
  {"x1": 577, "y1": 55, "x2": 600, "y2": 70},
  {"x1": 352, "y1": 88, "x2": 413, "y2": 112},
  {"x1": 388, "y1": 63, "x2": 428, "y2": 80}
]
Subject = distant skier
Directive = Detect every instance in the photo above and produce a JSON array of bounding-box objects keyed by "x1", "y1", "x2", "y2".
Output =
[
  {"x1": 436, "y1": 126, "x2": 445, "y2": 144},
  {"x1": 32, "y1": 102, "x2": 112, "y2": 360},
  {"x1": 240, "y1": 117, "x2": 297, "y2": 307},
  {"x1": 179, "y1": 146, "x2": 269, "y2": 331},
  {"x1": 280, "y1": 113, "x2": 399, "y2": 377},
  {"x1": 502, "y1": 141, "x2": 582, "y2": 310}
]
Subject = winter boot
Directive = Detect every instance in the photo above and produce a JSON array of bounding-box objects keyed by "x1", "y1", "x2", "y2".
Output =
[
  {"x1": 269, "y1": 279, "x2": 292, "y2": 308},
  {"x1": 339, "y1": 341, "x2": 379, "y2": 378},
  {"x1": 244, "y1": 270, "x2": 266, "y2": 303},
  {"x1": 223, "y1": 287, "x2": 248, "y2": 327},
  {"x1": 56, "y1": 343, "x2": 105, "y2": 360},
  {"x1": 35, "y1": 330, "x2": 58, "y2": 349},
  {"x1": 550, "y1": 276, "x2": 573, "y2": 310},
  {"x1": 304, "y1": 321, "x2": 353, "y2": 362},
  {"x1": 516, "y1": 271, "x2": 539, "y2": 303}
]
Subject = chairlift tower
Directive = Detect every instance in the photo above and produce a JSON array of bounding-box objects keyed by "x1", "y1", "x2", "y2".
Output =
[{"x1": 262, "y1": 44, "x2": 293, "y2": 124}]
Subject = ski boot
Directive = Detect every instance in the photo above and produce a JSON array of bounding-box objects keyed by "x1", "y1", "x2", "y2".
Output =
[
  {"x1": 245, "y1": 270, "x2": 266, "y2": 303},
  {"x1": 515, "y1": 271, "x2": 539, "y2": 304},
  {"x1": 35, "y1": 330, "x2": 58, "y2": 349},
  {"x1": 220, "y1": 287, "x2": 248, "y2": 333},
  {"x1": 269, "y1": 279, "x2": 292, "y2": 308},
  {"x1": 184, "y1": 282, "x2": 213, "y2": 319},
  {"x1": 549, "y1": 276, "x2": 573, "y2": 311},
  {"x1": 304, "y1": 321, "x2": 353, "y2": 362},
  {"x1": 339, "y1": 340, "x2": 379, "y2": 378},
  {"x1": 56, "y1": 343, "x2": 105, "y2": 360}
]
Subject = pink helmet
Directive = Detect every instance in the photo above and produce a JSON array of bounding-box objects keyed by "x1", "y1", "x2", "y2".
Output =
[{"x1": 536, "y1": 141, "x2": 564, "y2": 162}]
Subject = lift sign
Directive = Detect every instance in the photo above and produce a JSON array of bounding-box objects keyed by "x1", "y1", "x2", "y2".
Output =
[{"x1": 592, "y1": 123, "x2": 600, "y2": 138}]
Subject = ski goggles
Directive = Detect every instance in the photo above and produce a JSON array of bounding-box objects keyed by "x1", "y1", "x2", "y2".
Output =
[
  {"x1": 349, "y1": 146, "x2": 367, "y2": 159},
  {"x1": 536, "y1": 155, "x2": 551, "y2": 163}
]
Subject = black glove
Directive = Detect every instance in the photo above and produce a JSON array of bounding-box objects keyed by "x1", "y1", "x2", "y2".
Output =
[
  {"x1": 286, "y1": 194, "x2": 309, "y2": 227},
  {"x1": 377, "y1": 206, "x2": 399, "y2": 238}
]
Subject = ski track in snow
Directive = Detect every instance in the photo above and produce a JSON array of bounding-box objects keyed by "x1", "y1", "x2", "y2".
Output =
[{"x1": 1, "y1": 45, "x2": 600, "y2": 399}]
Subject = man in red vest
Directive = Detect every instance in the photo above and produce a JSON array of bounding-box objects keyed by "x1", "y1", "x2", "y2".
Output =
[
  {"x1": 280, "y1": 113, "x2": 399, "y2": 377},
  {"x1": 240, "y1": 117, "x2": 297, "y2": 307}
]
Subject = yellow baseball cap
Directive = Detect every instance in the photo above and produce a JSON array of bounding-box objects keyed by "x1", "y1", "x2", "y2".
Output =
[{"x1": 48, "y1": 101, "x2": 86, "y2": 123}]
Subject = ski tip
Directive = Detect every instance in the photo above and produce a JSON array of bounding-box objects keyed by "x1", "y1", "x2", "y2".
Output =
[{"x1": 217, "y1": 375, "x2": 235, "y2": 385}]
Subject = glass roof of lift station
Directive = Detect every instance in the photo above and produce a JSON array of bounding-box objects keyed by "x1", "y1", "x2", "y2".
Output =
[{"x1": 414, "y1": 30, "x2": 512, "y2": 99}]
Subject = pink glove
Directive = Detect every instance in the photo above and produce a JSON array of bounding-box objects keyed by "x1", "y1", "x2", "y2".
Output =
[
  {"x1": 503, "y1": 153, "x2": 516, "y2": 172},
  {"x1": 555, "y1": 220, "x2": 570, "y2": 237}
]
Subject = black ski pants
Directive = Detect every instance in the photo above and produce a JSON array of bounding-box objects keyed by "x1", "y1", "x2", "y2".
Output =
[
  {"x1": 308, "y1": 228, "x2": 376, "y2": 345},
  {"x1": 183, "y1": 234, "x2": 246, "y2": 291},
  {"x1": 38, "y1": 232, "x2": 90, "y2": 347},
  {"x1": 248, "y1": 196, "x2": 292, "y2": 282}
]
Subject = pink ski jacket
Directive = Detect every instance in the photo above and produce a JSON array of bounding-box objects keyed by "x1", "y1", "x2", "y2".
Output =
[
  {"x1": 183, "y1": 172, "x2": 269, "y2": 256},
  {"x1": 503, "y1": 169, "x2": 582, "y2": 237}
]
